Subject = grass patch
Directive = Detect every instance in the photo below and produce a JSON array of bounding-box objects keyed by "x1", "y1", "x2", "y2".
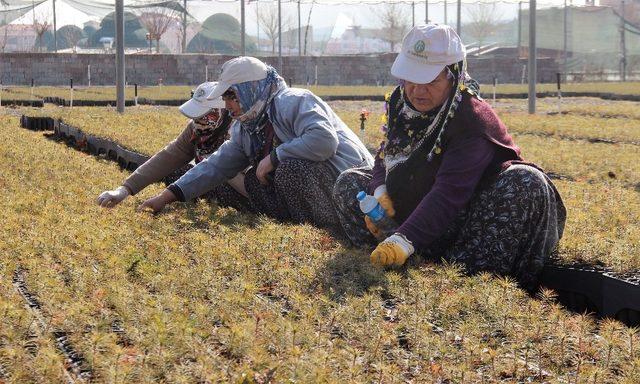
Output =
[
  {"x1": 2, "y1": 113, "x2": 640, "y2": 381},
  {"x1": 8, "y1": 97, "x2": 640, "y2": 272},
  {"x1": 4, "y1": 82, "x2": 640, "y2": 104}
]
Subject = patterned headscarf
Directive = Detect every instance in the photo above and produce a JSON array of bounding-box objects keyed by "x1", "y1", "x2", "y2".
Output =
[
  {"x1": 227, "y1": 67, "x2": 287, "y2": 159},
  {"x1": 382, "y1": 61, "x2": 480, "y2": 174},
  {"x1": 190, "y1": 109, "x2": 232, "y2": 163},
  {"x1": 230, "y1": 67, "x2": 286, "y2": 134}
]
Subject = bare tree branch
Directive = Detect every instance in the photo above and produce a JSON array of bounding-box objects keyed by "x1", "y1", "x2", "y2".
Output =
[
  {"x1": 139, "y1": 7, "x2": 178, "y2": 53},
  {"x1": 0, "y1": 26, "x2": 8, "y2": 53},
  {"x1": 465, "y1": 3, "x2": 502, "y2": 53},
  {"x1": 303, "y1": 1, "x2": 313, "y2": 55},
  {"x1": 32, "y1": 11, "x2": 50, "y2": 52},
  {"x1": 376, "y1": 3, "x2": 409, "y2": 52},
  {"x1": 257, "y1": 2, "x2": 291, "y2": 54}
]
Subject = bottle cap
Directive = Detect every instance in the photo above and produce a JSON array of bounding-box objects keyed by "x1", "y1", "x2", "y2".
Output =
[{"x1": 356, "y1": 191, "x2": 366, "y2": 201}]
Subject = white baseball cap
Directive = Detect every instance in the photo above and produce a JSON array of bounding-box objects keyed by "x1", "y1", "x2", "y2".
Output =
[
  {"x1": 391, "y1": 24, "x2": 466, "y2": 84},
  {"x1": 179, "y1": 81, "x2": 225, "y2": 118},
  {"x1": 206, "y1": 56, "x2": 269, "y2": 100}
]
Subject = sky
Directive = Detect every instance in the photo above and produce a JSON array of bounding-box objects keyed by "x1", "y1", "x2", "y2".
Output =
[{"x1": 11, "y1": 0, "x2": 593, "y2": 39}]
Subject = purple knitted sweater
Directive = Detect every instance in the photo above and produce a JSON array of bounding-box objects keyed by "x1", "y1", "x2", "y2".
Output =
[{"x1": 368, "y1": 93, "x2": 522, "y2": 249}]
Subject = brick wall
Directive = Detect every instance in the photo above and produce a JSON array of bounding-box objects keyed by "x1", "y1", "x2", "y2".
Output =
[{"x1": 0, "y1": 53, "x2": 558, "y2": 86}]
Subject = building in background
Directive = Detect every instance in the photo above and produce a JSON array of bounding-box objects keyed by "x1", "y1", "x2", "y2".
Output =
[
  {"x1": 325, "y1": 26, "x2": 390, "y2": 54},
  {"x1": 0, "y1": 24, "x2": 37, "y2": 52},
  {"x1": 599, "y1": 0, "x2": 640, "y2": 24},
  {"x1": 516, "y1": 5, "x2": 640, "y2": 75}
]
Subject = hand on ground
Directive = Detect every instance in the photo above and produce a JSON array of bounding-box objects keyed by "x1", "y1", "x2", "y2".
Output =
[
  {"x1": 97, "y1": 186, "x2": 130, "y2": 208},
  {"x1": 370, "y1": 233, "x2": 415, "y2": 267},
  {"x1": 137, "y1": 189, "x2": 177, "y2": 214}
]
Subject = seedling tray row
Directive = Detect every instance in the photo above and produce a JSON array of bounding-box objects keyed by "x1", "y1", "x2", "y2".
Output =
[
  {"x1": 16, "y1": 115, "x2": 640, "y2": 329},
  {"x1": 19, "y1": 115, "x2": 185, "y2": 185},
  {"x1": 12, "y1": 268, "x2": 92, "y2": 382},
  {"x1": 541, "y1": 263, "x2": 640, "y2": 327},
  {"x1": 43, "y1": 96, "x2": 184, "y2": 107},
  {"x1": 0, "y1": 99, "x2": 44, "y2": 107},
  {"x1": 28, "y1": 91, "x2": 640, "y2": 107},
  {"x1": 55, "y1": 122, "x2": 150, "y2": 172},
  {"x1": 20, "y1": 115, "x2": 55, "y2": 131}
]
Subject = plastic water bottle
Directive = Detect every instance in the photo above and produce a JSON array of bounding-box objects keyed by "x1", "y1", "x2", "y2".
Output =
[{"x1": 357, "y1": 191, "x2": 397, "y2": 237}]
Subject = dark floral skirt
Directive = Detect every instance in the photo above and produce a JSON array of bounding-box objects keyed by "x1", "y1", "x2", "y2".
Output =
[
  {"x1": 203, "y1": 159, "x2": 344, "y2": 237},
  {"x1": 333, "y1": 164, "x2": 567, "y2": 291}
]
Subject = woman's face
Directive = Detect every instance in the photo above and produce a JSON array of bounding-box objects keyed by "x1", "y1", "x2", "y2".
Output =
[
  {"x1": 404, "y1": 69, "x2": 453, "y2": 113},
  {"x1": 222, "y1": 88, "x2": 243, "y2": 118},
  {"x1": 194, "y1": 109, "x2": 222, "y2": 131}
]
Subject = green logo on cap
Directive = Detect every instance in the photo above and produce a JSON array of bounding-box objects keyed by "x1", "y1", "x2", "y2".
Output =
[{"x1": 414, "y1": 40, "x2": 426, "y2": 53}]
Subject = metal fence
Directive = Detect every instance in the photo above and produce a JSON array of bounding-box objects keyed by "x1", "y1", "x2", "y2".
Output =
[{"x1": 2, "y1": 0, "x2": 639, "y2": 78}]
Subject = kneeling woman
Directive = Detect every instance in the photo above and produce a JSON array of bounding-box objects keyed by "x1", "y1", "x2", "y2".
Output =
[
  {"x1": 334, "y1": 24, "x2": 566, "y2": 291},
  {"x1": 139, "y1": 57, "x2": 372, "y2": 237},
  {"x1": 97, "y1": 81, "x2": 250, "y2": 211}
]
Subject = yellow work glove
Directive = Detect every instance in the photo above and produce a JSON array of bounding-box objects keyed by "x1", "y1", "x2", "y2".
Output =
[
  {"x1": 370, "y1": 233, "x2": 415, "y2": 267},
  {"x1": 374, "y1": 185, "x2": 395, "y2": 218}
]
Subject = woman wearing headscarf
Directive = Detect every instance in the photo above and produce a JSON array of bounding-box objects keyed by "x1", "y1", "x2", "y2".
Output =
[
  {"x1": 97, "y1": 81, "x2": 250, "y2": 211},
  {"x1": 333, "y1": 24, "x2": 566, "y2": 291},
  {"x1": 139, "y1": 56, "x2": 373, "y2": 236}
]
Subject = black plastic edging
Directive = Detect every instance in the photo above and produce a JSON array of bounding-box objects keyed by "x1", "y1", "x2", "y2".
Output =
[
  {"x1": 20, "y1": 115, "x2": 55, "y2": 131},
  {"x1": 18, "y1": 115, "x2": 184, "y2": 185},
  {"x1": 37, "y1": 92, "x2": 640, "y2": 105},
  {"x1": 52, "y1": 121, "x2": 190, "y2": 186},
  {"x1": 602, "y1": 273, "x2": 640, "y2": 324},
  {"x1": 55, "y1": 122, "x2": 151, "y2": 172},
  {"x1": 46, "y1": 97, "x2": 179, "y2": 107},
  {"x1": 541, "y1": 263, "x2": 640, "y2": 327},
  {"x1": 2, "y1": 99, "x2": 44, "y2": 107}
]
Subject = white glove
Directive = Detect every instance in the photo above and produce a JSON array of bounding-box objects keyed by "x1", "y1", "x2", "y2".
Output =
[{"x1": 97, "y1": 186, "x2": 130, "y2": 208}]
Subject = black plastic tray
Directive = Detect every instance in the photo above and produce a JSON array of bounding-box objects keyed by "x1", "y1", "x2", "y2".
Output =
[
  {"x1": 20, "y1": 115, "x2": 55, "y2": 131},
  {"x1": 56, "y1": 122, "x2": 151, "y2": 172},
  {"x1": 541, "y1": 263, "x2": 640, "y2": 327},
  {"x1": 2, "y1": 99, "x2": 44, "y2": 107}
]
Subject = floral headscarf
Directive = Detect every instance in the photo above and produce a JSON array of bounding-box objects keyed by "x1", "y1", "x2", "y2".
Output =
[
  {"x1": 190, "y1": 109, "x2": 232, "y2": 163},
  {"x1": 382, "y1": 61, "x2": 480, "y2": 174}
]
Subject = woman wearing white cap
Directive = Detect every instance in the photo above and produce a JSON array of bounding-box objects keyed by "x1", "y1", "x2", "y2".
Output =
[
  {"x1": 334, "y1": 24, "x2": 566, "y2": 291},
  {"x1": 97, "y1": 82, "x2": 251, "y2": 211},
  {"x1": 139, "y1": 57, "x2": 373, "y2": 235}
]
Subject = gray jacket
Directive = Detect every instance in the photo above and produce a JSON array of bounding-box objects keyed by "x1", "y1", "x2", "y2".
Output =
[{"x1": 172, "y1": 87, "x2": 374, "y2": 201}]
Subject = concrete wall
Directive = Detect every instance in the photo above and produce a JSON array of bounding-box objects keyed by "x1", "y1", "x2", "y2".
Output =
[{"x1": 0, "y1": 53, "x2": 559, "y2": 86}]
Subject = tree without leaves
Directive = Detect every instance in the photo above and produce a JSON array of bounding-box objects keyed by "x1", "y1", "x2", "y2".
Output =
[
  {"x1": 0, "y1": 26, "x2": 7, "y2": 53},
  {"x1": 32, "y1": 11, "x2": 51, "y2": 52},
  {"x1": 175, "y1": 17, "x2": 199, "y2": 53},
  {"x1": 377, "y1": 3, "x2": 409, "y2": 52},
  {"x1": 139, "y1": 7, "x2": 178, "y2": 53},
  {"x1": 0, "y1": 0, "x2": 7, "y2": 52},
  {"x1": 257, "y1": 3, "x2": 291, "y2": 54},
  {"x1": 303, "y1": 1, "x2": 314, "y2": 55},
  {"x1": 465, "y1": 3, "x2": 501, "y2": 54}
]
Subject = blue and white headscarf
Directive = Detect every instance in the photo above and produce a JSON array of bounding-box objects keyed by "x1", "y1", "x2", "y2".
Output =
[{"x1": 230, "y1": 67, "x2": 286, "y2": 134}]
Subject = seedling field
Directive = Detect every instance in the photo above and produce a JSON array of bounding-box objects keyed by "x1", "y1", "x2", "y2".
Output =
[
  {"x1": 1, "y1": 96, "x2": 639, "y2": 382},
  {"x1": 3, "y1": 81, "x2": 640, "y2": 105}
]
